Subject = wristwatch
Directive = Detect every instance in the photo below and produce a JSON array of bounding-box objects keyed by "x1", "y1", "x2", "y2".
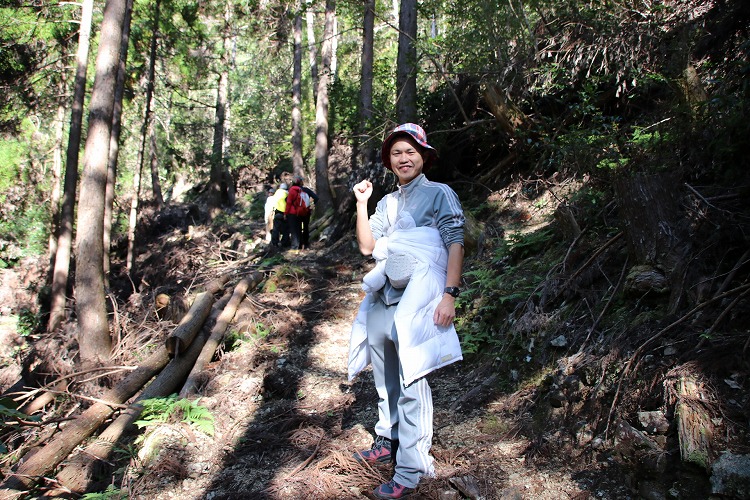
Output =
[{"x1": 444, "y1": 286, "x2": 460, "y2": 298}]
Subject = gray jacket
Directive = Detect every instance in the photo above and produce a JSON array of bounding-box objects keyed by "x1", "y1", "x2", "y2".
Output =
[{"x1": 369, "y1": 174, "x2": 465, "y2": 304}]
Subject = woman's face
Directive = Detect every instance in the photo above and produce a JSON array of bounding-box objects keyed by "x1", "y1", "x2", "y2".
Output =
[{"x1": 389, "y1": 136, "x2": 425, "y2": 185}]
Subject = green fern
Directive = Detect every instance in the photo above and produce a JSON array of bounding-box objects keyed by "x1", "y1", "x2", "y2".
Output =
[
  {"x1": 81, "y1": 485, "x2": 127, "y2": 499},
  {"x1": 134, "y1": 394, "x2": 214, "y2": 436}
]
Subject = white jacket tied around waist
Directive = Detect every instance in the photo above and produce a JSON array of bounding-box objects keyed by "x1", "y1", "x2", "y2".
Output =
[{"x1": 348, "y1": 225, "x2": 463, "y2": 386}]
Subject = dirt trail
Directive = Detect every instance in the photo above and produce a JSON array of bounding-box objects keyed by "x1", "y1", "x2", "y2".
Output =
[{"x1": 121, "y1": 238, "x2": 627, "y2": 500}]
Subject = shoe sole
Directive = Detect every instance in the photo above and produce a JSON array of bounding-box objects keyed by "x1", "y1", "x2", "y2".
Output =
[{"x1": 353, "y1": 452, "x2": 392, "y2": 464}]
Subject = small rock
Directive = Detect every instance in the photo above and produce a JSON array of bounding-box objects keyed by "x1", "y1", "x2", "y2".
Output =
[
  {"x1": 563, "y1": 374, "x2": 581, "y2": 391},
  {"x1": 639, "y1": 480, "x2": 666, "y2": 500},
  {"x1": 711, "y1": 452, "x2": 750, "y2": 498},
  {"x1": 550, "y1": 335, "x2": 568, "y2": 347},
  {"x1": 638, "y1": 410, "x2": 670, "y2": 434},
  {"x1": 499, "y1": 486, "x2": 523, "y2": 500},
  {"x1": 449, "y1": 475, "x2": 482, "y2": 500},
  {"x1": 438, "y1": 489, "x2": 460, "y2": 500},
  {"x1": 663, "y1": 346, "x2": 677, "y2": 356}
]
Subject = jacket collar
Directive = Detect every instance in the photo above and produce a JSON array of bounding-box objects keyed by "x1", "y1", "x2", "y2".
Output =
[{"x1": 397, "y1": 173, "x2": 426, "y2": 195}]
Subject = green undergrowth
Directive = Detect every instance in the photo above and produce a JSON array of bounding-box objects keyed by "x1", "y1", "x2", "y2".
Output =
[
  {"x1": 457, "y1": 222, "x2": 565, "y2": 358},
  {"x1": 134, "y1": 394, "x2": 215, "y2": 437},
  {"x1": 262, "y1": 262, "x2": 307, "y2": 293}
]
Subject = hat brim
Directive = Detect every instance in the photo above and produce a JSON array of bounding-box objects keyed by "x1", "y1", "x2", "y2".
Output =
[{"x1": 381, "y1": 132, "x2": 438, "y2": 172}]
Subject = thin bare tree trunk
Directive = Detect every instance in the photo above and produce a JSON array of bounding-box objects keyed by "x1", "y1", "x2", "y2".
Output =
[
  {"x1": 313, "y1": 0, "x2": 335, "y2": 212},
  {"x1": 305, "y1": 0, "x2": 318, "y2": 103},
  {"x1": 208, "y1": 73, "x2": 228, "y2": 217},
  {"x1": 48, "y1": 66, "x2": 66, "y2": 274},
  {"x1": 292, "y1": 7, "x2": 304, "y2": 177},
  {"x1": 48, "y1": 0, "x2": 94, "y2": 333},
  {"x1": 208, "y1": 0, "x2": 233, "y2": 217},
  {"x1": 126, "y1": 0, "x2": 160, "y2": 272},
  {"x1": 75, "y1": 0, "x2": 130, "y2": 364},
  {"x1": 148, "y1": 116, "x2": 164, "y2": 207},
  {"x1": 104, "y1": 0, "x2": 135, "y2": 285},
  {"x1": 396, "y1": 0, "x2": 417, "y2": 123},
  {"x1": 330, "y1": 15, "x2": 338, "y2": 83},
  {"x1": 222, "y1": 2, "x2": 236, "y2": 207},
  {"x1": 353, "y1": 0, "x2": 375, "y2": 170}
]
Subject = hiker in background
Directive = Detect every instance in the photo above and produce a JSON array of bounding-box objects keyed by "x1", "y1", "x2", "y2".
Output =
[
  {"x1": 286, "y1": 175, "x2": 318, "y2": 250},
  {"x1": 270, "y1": 183, "x2": 290, "y2": 247},
  {"x1": 264, "y1": 187, "x2": 276, "y2": 243},
  {"x1": 285, "y1": 176, "x2": 306, "y2": 250},
  {"x1": 349, "y1": 123, "x2": 465, "y2": 499}
]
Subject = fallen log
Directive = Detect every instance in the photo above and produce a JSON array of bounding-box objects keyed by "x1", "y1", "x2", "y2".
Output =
[
  {"x1": 165, "y1": 290, "x2": 214, "y2": 357},
  {"x1": 676, "y1": 374, "x2": 714, "y2": 470},
  {"x1": 54, "y1": 301, "x2": 223, "y2": 493},
  {"x1": 15, "y1": 275, "x2": 228, "y2": 418},
  {"x1": 0, "y1": 346, "x2": 170, "y2": 492},
  {"x1": 180, "y1": 272, "x2": 264, "y2": 397}
]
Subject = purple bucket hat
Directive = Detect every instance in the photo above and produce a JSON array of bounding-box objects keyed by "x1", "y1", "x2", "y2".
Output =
[{"x1": 381, "y1": 123, "x2": 438, "y2": 172}]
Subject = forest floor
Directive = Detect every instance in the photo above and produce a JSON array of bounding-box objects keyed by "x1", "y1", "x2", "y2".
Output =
[
  {"x1": 0, "y1": 189, "x2": 721, "y2": 499},
  {"x1": 109, "y1": 235, "x2": 633, "y2": 500}
]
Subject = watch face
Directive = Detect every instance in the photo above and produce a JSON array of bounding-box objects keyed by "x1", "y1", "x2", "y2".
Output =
[{"x1": 445, "y1": 287, "x2": 460, "y2": 297}]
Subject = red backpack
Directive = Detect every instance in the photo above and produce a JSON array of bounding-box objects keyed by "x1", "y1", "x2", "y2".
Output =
[{"x1": 293, "y1": 186, "x2": 311, "y2": 216}]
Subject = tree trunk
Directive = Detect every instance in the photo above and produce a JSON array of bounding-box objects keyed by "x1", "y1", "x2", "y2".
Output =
[
  {"x1": 353, "y1": 0, "x2": 375, "y2": 170},
  {"x1": 48, "y1": 0, "x2": 94, "y2": 333},
  {"x1": 306, "y1": 0, "x2": 318, "y2": 103},
  {"x1": 330, "y1": 15, "x2": 338, "y2": 83},
  {"x1": 180, "y1": 272, "x2": 263, "y2": 397},
  {"x1": 104, "y1": 0, "x2": 135, "y2": 286},
  {"x1": 48, "y1": 61, "x2": 67, "y2": 276},
  {"x1": 313, "y1": 0, "x2": 335, "y2": 212},
  {"x1": 292, "y1": 9, "x2": 304, "y2": 177},
  {"x1": 0, "y1": 347, "x2": 170, "y2": 492},
  {"x1": 149, "y1": 116, "x2": 164, "y2": 207},
  {"x1": 75, "y1": 0, "x2": 130, "y2": 364},
  {"x1": 209, "y1": 2, "x2": 233, "y2": 218},
  {"x1": 209, "y1": 74, "x2": 229, "y2": 218},
  {"x1": 614, "y1": 172, "x2": 692, "y2": 313},
  {"x1": 396, "y1": 0, "x2": 417, "y2": 123},
  {"x1": 126, "y1": 0, "x2": 160, "y2": 273},
  {"x1": 221, "y1": 0, "x2": 236, "y2": 207}
]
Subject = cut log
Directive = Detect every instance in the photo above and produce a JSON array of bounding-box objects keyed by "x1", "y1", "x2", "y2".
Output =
[
  {"x1": 180, "y1": 272, "x2": 264, "y2": 397},
  {"x1": 165, "y1": 290, "x2": 214, "y2": 357},
  {"x1": 55, "y1": 323, "x2": 215, "y2": 493},
  {"x1": 204, "y1": 274, "x2": 231, "y2": 294},
  {"x1": 0, "y1": 346, "x2": 170, "y2": 492},
  {"x1": 677, "y1": 375, "x2": 714, "y2": 470}
]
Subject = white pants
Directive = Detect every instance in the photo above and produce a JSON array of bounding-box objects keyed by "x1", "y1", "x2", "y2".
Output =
[{"x1": 367, "y1": 298, "x2": 435, "y2": 488}]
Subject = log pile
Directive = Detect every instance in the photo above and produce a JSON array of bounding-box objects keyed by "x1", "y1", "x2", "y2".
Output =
[{"x1": 0, "y1": 271, "x2": 263, "y2": 497}]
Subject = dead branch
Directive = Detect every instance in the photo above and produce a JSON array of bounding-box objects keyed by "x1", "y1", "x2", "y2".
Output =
[
  {"x1": 286, "y1": 432, "x2": 325, "y2": 479},
  {"x1": 55, "y1": 324, "x2": 215, "y2": 493},
  {"x1": 604, "y1": 282, "x2": 750, "y2": 439},
  {"x1": 18, "y1": 366, "x2": 135, "y2": 415},
  {"x1": 555, "y1": 232, "x2": 624, "y2": 301},
  {"x1": 0, "y1": 346, "x2": 170, "y2": 492},
  {"x1": 580, "y1": 257, "x2": 629, "y2": 349},
  {"x1": 180, "y1": 271, "x2": 264, "y2": 397}
]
